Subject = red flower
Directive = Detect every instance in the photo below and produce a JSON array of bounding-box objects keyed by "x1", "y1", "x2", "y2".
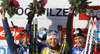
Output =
[
  {"x1": 9, "y1": 0, "x2": 12, "y2": 2},
  {"x1": 12, "y1": 0, "x2": 20, "y2": 8},
  {"x1": 41, "y1": 0, "x2": 47, "y2": 7},
  {"x1": 7, "y1": 4, "x2": 11, "y2": 8}
]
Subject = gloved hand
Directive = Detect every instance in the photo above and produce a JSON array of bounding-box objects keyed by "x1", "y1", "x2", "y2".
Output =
[
  {"x1": 93, "y1": 50, "x2": 99, "y2": 54},
  {"x1": 27, "y1": 11, "x2": 35, "y2": 24}
]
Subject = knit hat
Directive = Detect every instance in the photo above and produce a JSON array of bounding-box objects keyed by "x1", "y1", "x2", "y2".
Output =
[
  {"x1": 47, "y1": 30, "x2": 59, "y2": 41},
  {"x1": 73, "y1": 28, "x2": 85, "y2": 38},
  {"x1": 19, "y1": 29, "x2": 30, "y2": 39}
]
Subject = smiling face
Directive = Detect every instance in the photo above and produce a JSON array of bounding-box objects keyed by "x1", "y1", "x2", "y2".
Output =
[
  {"x1": 20, "y1": 37, "x2": 30, "y2": 45},
  {"x1": 47, "y1": 38, "x2": 58, "y2": 47},
  {"x1": 74, "y1": 36, "x2": 85, "y2": 47}
]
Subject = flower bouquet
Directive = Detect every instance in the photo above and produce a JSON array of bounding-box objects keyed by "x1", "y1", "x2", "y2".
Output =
[
  {"x1": 68, "y1": 0, "x2": 91, "y2": 16},
  {"x1": 28, "y1": 0, "x2": 47, "y2": 16},
  {"x1": 0, "y1": 0, "x2": 20, "y2": 18}
]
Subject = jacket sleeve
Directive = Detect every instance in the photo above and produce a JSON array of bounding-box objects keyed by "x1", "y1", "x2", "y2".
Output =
[
  {"x1": 26, "y1": 24, "x2": 31, "y2": 34},
  {"x1": 2, "y1": 18, "x2": 17, "y2": 54},
  {"x1": 66, "y1": 14, "x2": 74, "y2": 54},
  {"x1": 26, "y1": 24, "x2": 32, "y2": 44}
]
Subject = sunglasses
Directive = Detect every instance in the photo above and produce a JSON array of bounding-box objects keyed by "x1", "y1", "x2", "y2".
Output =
[
  {"x1": 49, "y1": 30, "x2": 58, "y2": 34},
  {"x1": 20, "y1": 29, "x2": 30, "y2": 34}
]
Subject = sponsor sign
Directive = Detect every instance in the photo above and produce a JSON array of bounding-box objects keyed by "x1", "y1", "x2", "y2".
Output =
[
  {"x1": 0, "y1": 46, "x2": 10, "y2": 54},
  {"x1": 79, "y1": 6, "x2": 100, "y2": 20},
  {"x1": 0, "y1": 27, "x2": 24, "y2": 40}
]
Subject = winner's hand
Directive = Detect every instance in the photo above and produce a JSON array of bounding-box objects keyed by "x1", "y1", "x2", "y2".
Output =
[{"x1": 0, "y1": 8, "x2": 5, "y2": 19}]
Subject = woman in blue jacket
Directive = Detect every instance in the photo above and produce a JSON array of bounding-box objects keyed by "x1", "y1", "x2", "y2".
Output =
[{"x1": 0, "y1": 8, "x2": 45, "y2": 54}]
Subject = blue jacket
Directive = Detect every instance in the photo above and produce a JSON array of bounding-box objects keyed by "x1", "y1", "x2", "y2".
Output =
[
  {"x1": 72, "y1": 45, "x2": 85, "y2": 54},
  {"x1": 2, "y1": 18, "x2": 45, "y2": 54},
  {"x1": 2, "y1": 18, "x2": 17, "y2": 54},
  {"x1": 18, "y1": 44, "x2": 32, "y2": 54}
]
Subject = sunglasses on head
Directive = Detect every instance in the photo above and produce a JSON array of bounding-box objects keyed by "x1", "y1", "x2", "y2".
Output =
[
  {"x1": 49, "y1": 30, "x2": 58, "y2": 34},
  {"x1": 20, "y1": 29, "x2": 30, "y2": 34}
]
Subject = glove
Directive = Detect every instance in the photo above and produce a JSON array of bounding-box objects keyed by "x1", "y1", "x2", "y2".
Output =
[
  {"x1": 93, "y1": 51, "x2": 99, "y2": 54},
  {"x1": 27, "y1": 11, "x2": 35, "y2": 24}
]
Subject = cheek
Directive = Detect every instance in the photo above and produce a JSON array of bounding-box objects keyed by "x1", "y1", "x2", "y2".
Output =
[
  {"x1": 21, "y1": 39, "x2": 24, "y2": 42},
  {"x1": 74, "y1": 39, "x2": 78, "y2": 43},
  {"x1": 26, "y1": 38, "x2": 30, "y2": 42},
  {"x1": 79, "y1": 38, "x2": 85, "y2": 44},
  {"x1": 55, "y1": 40, "x2": 58, "y2": 43},
  {"x1": 47, "y1": 40, "x2": 51, "y2": 44},
  {"x1": 80, "y1": 38, "x2": 83, "y2": 41},
  {"x1": 74, "y1": 40, "x2": 76, "y2": 43},
  {"x1": 27, "y1": 39, "x2": 30, "y2": 42},
  {"x1": 75, "y1": 41, "x2": 77, "y2": 44},
  {"x1": 82, "y1": 39, "x2": 85, "y2": 43}
]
